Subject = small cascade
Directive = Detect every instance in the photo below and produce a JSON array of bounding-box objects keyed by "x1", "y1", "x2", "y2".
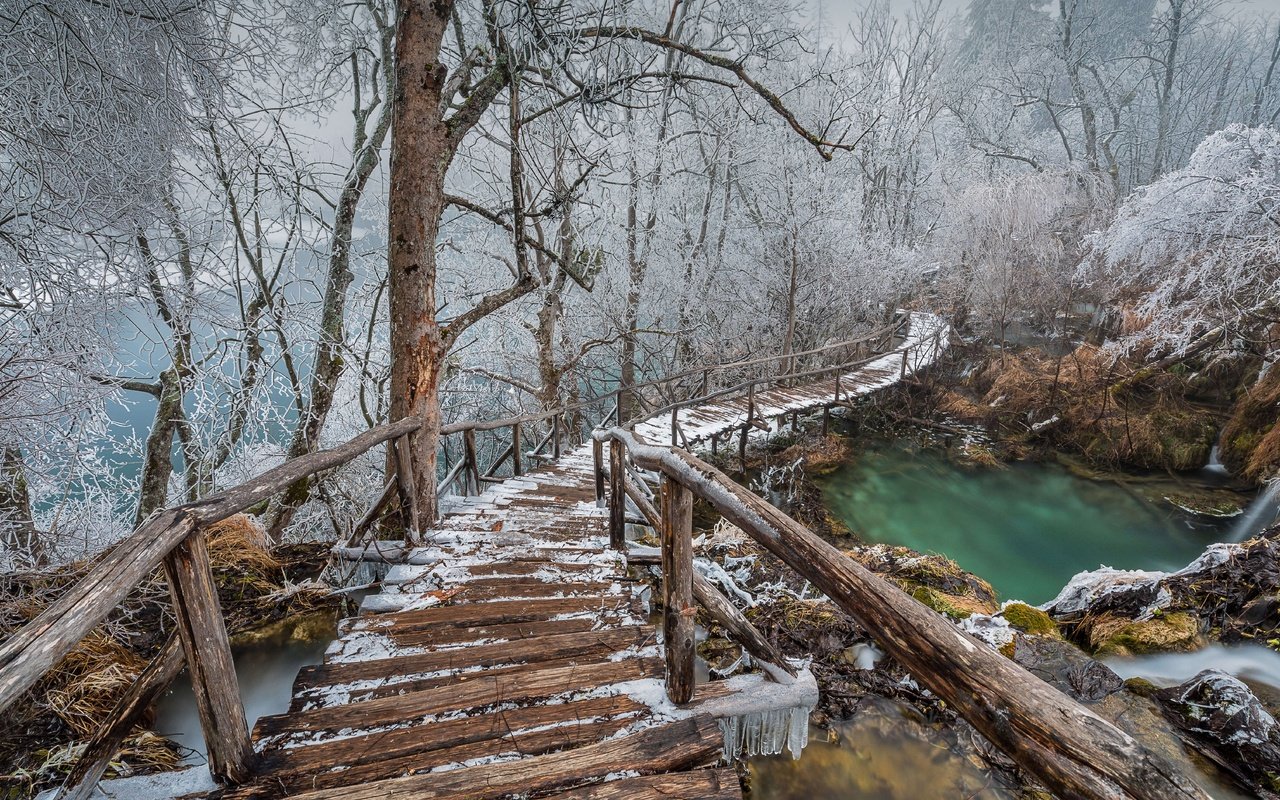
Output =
[
  {"x1": 1204, "y1": 444, "x2": 1228, "y2": 477},
  {"x1": 719, "y1": 703, "x2": 810, "y2": 761},
  {"x1": 1230, "y1": 479, "x2": 1280, "y2": 542}
]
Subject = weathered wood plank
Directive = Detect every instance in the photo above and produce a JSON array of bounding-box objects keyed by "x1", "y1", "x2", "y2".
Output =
[
  {"x1": 232, "y1": 696, "x2": 648, "y2": 798},
  {"x1": 338, "y1": 595, "x2": 633, "y2": 635},
  {"x1": 381, "y1": 616, "x2": 627, "y2": 649},
  {"x1": 660, "y1": 475, "x2": 695, "y2": 705},
  {"x1": 538, "y1": 768, "x2": 742, "y2": 799},
  {"x1": 260, "y1": 655, "x2": 663, "y2": 738},
  {"x1": 304, "y1": 626, "x2": 653, "y2": 688},
  {"x1": 163, "y1": 531, "x2": 253, "y2": 782},
  {"x1": 284, "y1": 714, "x2": 724, "y2": 800}
]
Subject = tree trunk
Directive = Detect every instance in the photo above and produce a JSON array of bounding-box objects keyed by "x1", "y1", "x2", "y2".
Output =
[{"x1": 386, "y1": 0, "x2": 454, "y2": 525}]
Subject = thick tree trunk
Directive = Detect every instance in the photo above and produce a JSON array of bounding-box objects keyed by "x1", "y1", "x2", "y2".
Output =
[
  {"x1": 386, "y1": 0, "x2": 454, "y2": 526},
  {"x1": 0, "y1": 448, "x2": 43, "y2": 567}
]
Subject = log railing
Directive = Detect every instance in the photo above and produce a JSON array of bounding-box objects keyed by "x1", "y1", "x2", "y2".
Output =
[
  {"x1": 0, "y1": 314, "x2": 917, "y2": 798},
  {"x1": 591, "y1": 422, "x2": 1211, "y2": 800}
]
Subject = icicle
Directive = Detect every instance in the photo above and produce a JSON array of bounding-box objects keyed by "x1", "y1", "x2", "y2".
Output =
[{"x1": 718, "y1": 703, "x2": 811, "y2": 761}]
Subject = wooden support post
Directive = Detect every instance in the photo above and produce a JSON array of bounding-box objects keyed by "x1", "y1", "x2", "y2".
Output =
[
  {"x1": 613, "y1": 389, "x2": 622, "y2": 424},
  {"x1": 163, "y1": 531, "x2": 252, "y2": 783},
  {"x1": 739, "y1": 425, "x2": 748, "y2": 472},
  {"x1": 746, "y1": 382, "x2": 755, "y2": 423},
  {"x1": 552, "y1": 414, "x2": 562, "y2": 460},
  {"x1": 593, "y1": 438, "x2": 605, "y2": 506},
  {"x1": 393, "y1": 435, "x2": 421, "y2": 543},
  {"x1": 710, "y1": 432, "x2": 718, "y2": 456},
  {"x1": 901, "y1": 348, "x2": 908, "y2": 378},
  {"x1": 609, "y1": 440, "x2": 626, "y2": 550},
  {"x1": 790, "y1": 410, "x2": 798, "y2": 432},
  {"x1": 670, "y1": 407, "x2": 679, "y2": 446},
  {"x1": 699, "y1": 368, "x2": 709, "y2": 397},
  {"x1": 511, "y1": 423, "x2": 522, "y2": 476},
  {"x1": 834, "y1": 372, "x2": 842, "y2": 403},
  {"x1": 822, "y1": 405, "x2": 830, "y2": 437},
  {"x1": 660, "y1": 474, "x2": 695, "y2": 705},
  {"x1": 462, "y1": 428, "x2": 481, "y2": 496}
]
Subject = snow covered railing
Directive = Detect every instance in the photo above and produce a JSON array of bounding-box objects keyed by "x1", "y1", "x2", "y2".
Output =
[{"x1": 590, "y1": 425, "x2": 1212, "y2": 800}]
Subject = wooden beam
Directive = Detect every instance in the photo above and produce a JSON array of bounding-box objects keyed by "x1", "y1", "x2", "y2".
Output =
[
  {"x1": 462, "y1": 428, "x2": 481, "y2": 496},
  {"x1": 660, "y1": 474, "x2": 695, "y2": 705},
  {"x1": 609, "y1": 439, "x2": 626, "y2": 550},
  {"x1": 163, "y1": 530, "x2": 253, "y2": 783},
  {"x1": 58, "y1": 635, "x2": 185, "y2": 800},
  {"x1": 511, "y1": 422, "x2": 522, "y2": 476},
  {"x1": 691, "y1": 572, "x2": 795, "y2": 678},
  {"x1": 593, "y1": 438, "x2": 605, "y2": 506}
]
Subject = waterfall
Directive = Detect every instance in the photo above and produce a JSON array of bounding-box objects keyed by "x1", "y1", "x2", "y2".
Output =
[
  {"x1": 1204, "y1": 444, "x2": 1228, "y2": 477},
  {"x1": 1230, "y1": 479, "x2": 1280, "y2": 542}
]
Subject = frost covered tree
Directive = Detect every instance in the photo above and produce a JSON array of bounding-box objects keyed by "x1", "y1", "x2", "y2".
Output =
[{"x1": 1086, "y1": 124, "x2": 1280, "y2": 360}]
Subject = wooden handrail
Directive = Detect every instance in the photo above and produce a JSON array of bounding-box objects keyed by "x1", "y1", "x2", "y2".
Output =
[{"x1": 592, "y1": 427, "x2": 1208, "y2": 800}]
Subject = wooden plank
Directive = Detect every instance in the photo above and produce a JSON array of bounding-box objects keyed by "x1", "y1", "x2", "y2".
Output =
[
  {"x1": 292, "y1": 654, "x2": 644, "y2": 709},
  {"x1": 234, "y1": 696, "x2": 648, "y2": 798},
  {"x1": 163, "y1": 530, "x2": 253, "y2": 782},
  {"x1": 284, "y1": 714, "x2": 725, "y2": 800},
  {"x1": 660, "y1": 475, "x2": 695, "y2": 705},
  {"x1": 303, "y1": 626, "x2": 653, "y2": 689},
  {"x1": 539, "y1": 768, "x2": 741, "y2": 799},
  {"x1": 608, "y1": 439, "x2": 625, "y2": 549},
  {"x1": 260, "y1": 656, "x2": 665, "y2": 738},
  {"x1": 339, "y1": 595, "x2": 632, "y2": 635},
  {"x1": 383, "y1": 615, "x2": 625, "y2": 649}
]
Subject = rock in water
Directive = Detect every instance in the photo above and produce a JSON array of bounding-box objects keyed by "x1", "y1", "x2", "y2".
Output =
[{"x1": 1157, "y1": 669, "x2": 1280, "y2": 798}]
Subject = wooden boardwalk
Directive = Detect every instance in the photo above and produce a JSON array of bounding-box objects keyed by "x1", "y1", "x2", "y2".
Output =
[{"x1": 221, "y1": 312, "x2": 946, "y2": 799}]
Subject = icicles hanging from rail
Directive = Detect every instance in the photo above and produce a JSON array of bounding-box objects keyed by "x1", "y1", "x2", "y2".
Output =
[{"x1": 718, "y1": 702, "x2": 811, "y2": 761}]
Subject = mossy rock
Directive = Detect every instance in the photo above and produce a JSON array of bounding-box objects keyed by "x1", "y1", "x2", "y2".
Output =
[
  {"x1": 910, "y1": 585, "x2": 982, "y2": 621},
  {"x1": 1089, "y1": 611, "x2": 1204, "y2": 657},
  {"x1": 1123, "y1": 677, "x2": 1159, "y2": 698},
  {"x1": 1163, "y1": 491, "x2": 1244, "y2": 518},
  {"x1": 231, "y1": 609, "x2": 336, "y2": 648},
  {"x1": 1001, "y1": 602, "x2": 1060, "y2": 637}
]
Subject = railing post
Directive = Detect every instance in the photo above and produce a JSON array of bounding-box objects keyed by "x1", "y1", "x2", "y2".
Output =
[
  {"x1": 511, "y1": 423, "x2": 522, "y2": 476},
  {"x1": 834, "y1": 372, "x2": 842, "y2": 404},
  {"x1": 163, "y1": 530, "x2": 253, "y2": 783},
  {"x1": 900, "y1": 348, "x2": 908, "y2": 378},
  {"x1": 660, "y1": 473, "x2": 695, "y2": 705},
  {"x1": 593, "y1": 438, "x2": 605, "y2": 506},
  {"x1": 739, "y1": 424, "x2": 748, "y2": 472},
  {"x1": 552, "y1": 414, "x2": 562, "y2": 460},
  {"x1": 822, "y1": 405, "x2": 830, "y2": 436},
  {"x1": 699, "y1": 368, "x2": 709, "y2": 397},
  {"x1": 462, "y1": 428, "x2": 480, "y2": 495},
  {"x1": 670, "y1": 407, "x2": 678, "y2": 446},
  {"x1": 609, "y1": 439, "x2": 626, "y2": 549},
  {"x1": 393, "y1": 435, "x2": 421, "y2": 544}
]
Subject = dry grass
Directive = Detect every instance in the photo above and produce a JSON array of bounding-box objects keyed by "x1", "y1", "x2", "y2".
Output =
[
  {"x1": 1221, "y1": 366, "x2": 1280, "y2": 482},
  {"x1": 43, "y1": 632, "x2": 147, "y2": 738}
]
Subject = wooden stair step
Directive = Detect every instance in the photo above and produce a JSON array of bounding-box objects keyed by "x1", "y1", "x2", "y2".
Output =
[
  {"x1": 538, "y1": 768, "x2": 742, "y2": 799},
  {"x1": 377, "y1": 615, "x2": 630, "y2": 649},
  {"x1": 339, "y1": 595, "x2": 636, "y2": 636},
  {"x1": 306, "y1": 626, "x2": 654, "y2": 688},
  {"x1": 283, "y1": 714, "x2": 725, "y2": 800},
  {"x1": 260, "y1": 655, "x2": 663, "y2": 738},
  {"x1": 230, "y1": 695, "x2": 649, "y2": 798}
]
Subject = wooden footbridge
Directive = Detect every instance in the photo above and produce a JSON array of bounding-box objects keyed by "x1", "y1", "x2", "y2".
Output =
[{"x1": 1, "y1": 312, "x2": 1218, "y2": 800}]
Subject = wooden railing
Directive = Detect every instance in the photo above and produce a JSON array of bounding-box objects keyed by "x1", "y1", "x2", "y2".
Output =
[
  {"x1": 0, "y1": 316, "x2": 915, "y2": 798},
  {"x1": 590, "y1": 427, "x2": 1210, "y2": 800}
]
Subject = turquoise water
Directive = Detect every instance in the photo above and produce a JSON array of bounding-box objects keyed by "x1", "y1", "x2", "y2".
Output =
[{"x1": 818, "y1": 440, "x2": 1238, "y2": 604}]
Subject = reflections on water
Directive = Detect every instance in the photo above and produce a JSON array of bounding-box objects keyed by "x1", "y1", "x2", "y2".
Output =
[
  {"x1": 818, "y1": 439, "x2": 1239, "y2": 604},
  {"x1": 155, "y1": 617, "x2": 335, "y2": 762},
  {"x1": 748, "y1": 697, "x2": 1010, "y2": 800}
]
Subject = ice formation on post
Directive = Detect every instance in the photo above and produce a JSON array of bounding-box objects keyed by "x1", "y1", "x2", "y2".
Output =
[{"x1": 718, "y1": 703, "x2": 811, "y2": 761}]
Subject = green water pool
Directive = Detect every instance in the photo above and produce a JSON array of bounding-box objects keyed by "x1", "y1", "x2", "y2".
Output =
[{"x1": 816, "y1": 439, "x2": 1239, "y2": 604}]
